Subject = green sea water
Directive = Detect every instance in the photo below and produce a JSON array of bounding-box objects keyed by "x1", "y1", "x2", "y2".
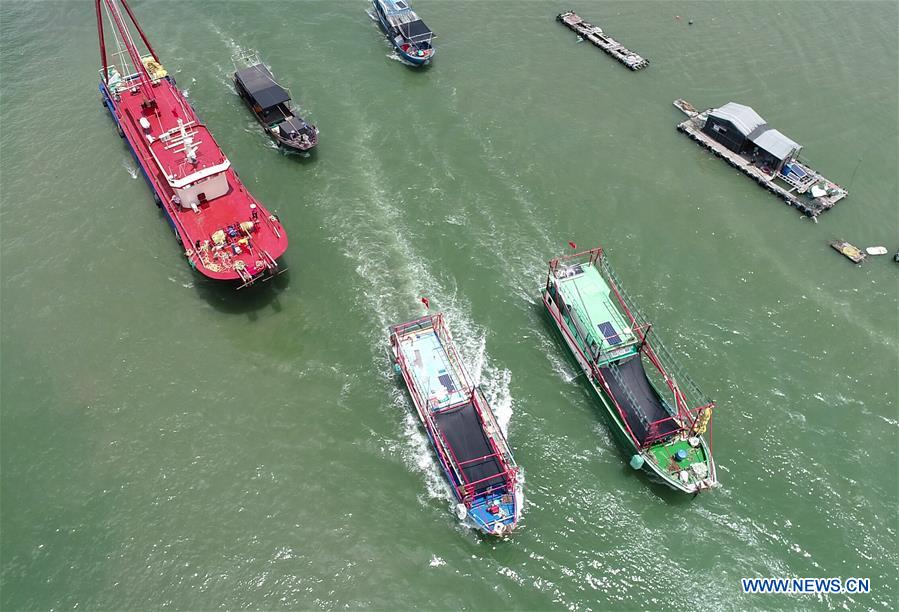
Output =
[{"x1": 2, "y1": 1, "x2": 897, "y2": 609}]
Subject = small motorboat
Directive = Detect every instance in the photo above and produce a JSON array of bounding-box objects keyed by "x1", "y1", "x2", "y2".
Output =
[
  {"x1": 233, "y1": 54, "x2": 318, "y2": 153},
  {"x1": 371, "y1": 0, "x2": 435, "y2": 66},
  {"x1": 865, "y1": 246, "x2": 888, "y2": 256}
]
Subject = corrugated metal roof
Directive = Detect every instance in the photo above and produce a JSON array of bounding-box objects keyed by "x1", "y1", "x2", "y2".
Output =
[
  {"x1": 709, "y1": 102, "x2": 767, "y2": 136},
  {"x1": 751, "y1": 128, "x2": 801, "y2": 161}
]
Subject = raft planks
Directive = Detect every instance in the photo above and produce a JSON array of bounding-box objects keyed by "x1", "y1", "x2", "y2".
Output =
[{"x1": 556, "y1": 11, "x2": 649, "y2": 71}]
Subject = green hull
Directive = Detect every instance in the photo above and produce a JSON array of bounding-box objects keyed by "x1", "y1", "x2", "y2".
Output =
[{"x1": 541, "y1": 252, "x2": 717, "y2": 494}]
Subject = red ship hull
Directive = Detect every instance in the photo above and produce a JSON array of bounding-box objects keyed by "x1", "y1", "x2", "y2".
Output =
[{"x1": 97, "y1": 0, "x2": 288, "y2": 287}]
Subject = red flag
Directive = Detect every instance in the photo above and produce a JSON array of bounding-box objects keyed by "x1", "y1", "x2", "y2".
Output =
[
  {"x1": 568, "y1": 241, "x2": 577, "y2": 250},
  {"x1": 421, "y1": 297, "x2": 430, "y2": 310}
]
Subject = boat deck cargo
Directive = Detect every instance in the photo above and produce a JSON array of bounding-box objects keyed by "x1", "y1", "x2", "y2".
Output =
[
  {"x1": 829, "y1": 239, "x2": 866, "y2": 263},
  {"x1": 96, "y1": 0, "x2": 288, "y2": 287},
  {"x1": 389, "y1": 314, "x2": 522, "y2": 535},
  {"x1": 556, "y1": 11, "x2": 649, "y2": 70},
  {"x1": 674, "y1": 99, "x2": 848, "y2": 217},
  {"x1": 542, "y1": 247, "x2": 717, "y2": 494}
]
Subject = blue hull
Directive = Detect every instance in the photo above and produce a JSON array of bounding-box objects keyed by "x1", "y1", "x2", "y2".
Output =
[{"x1": 397, "y1": 48, "x2": 432, "y2": 66}]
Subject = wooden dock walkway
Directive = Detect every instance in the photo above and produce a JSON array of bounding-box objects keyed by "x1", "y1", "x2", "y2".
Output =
[
  {"x1": 557, "y1": 11, "x2": 649, "y2": 71},
  {"x1": 673, "y1": 99, "x2": 848, "y2": 217}
]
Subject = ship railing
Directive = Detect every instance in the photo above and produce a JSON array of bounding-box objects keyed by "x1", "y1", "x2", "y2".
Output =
[
  {"x1": 392, "y1": 329, "x2": 469, "y2": 489},
  {"x1": 472, "y1": 386, "x2": 517, "y2": 467},
  {"x1": 457, "y1": 468, "x2": 518, "y2": 504},
  {"x1": 548, "y1": 246, "x2": 604, "y2": 278},
  {"x1": 596, "y1": 254, "x2": 652, "y2": 334},
  {"x1": 640, "y1": 403, "x2": 714, "y2": 446},
  {"x1": 644, "y1": 332, "x2": 711, "y2": 408},
  {"x1": 596, "y1": 250, "x2": 713, "y2": 413},
  {"x1": 431, "y1": 313, "x2": 476, "y2": 392}
]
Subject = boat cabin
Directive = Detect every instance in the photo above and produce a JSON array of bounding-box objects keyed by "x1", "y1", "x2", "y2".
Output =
[
  {"x1": 235, "y1": 64, "x2": 291, "y2": 123},
  {"x1": 702, "y1": 102, "x2": 802, "y2": 174},
  {"x1": 547, "y1": 261, "x2": 641, "y2": 367}
]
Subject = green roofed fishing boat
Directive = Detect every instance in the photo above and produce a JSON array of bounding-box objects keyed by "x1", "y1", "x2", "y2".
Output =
[{"x1": 542, "y1": 246, "x2": 718, "y2": 494}]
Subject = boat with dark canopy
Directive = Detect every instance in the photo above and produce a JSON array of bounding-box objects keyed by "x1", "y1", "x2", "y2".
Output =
[
  {"x1": 233, "y1": 54, "x2": 317, "y2": 153},
  {"x1": 542, "y1": 246, "x2": 718, "y2": 494},
  {"x1": 389, "y1": 313, "x2": 522, "y2": 535},
  {"x1": 371, "y1": 0, "x2": 435, "y2": 66}
]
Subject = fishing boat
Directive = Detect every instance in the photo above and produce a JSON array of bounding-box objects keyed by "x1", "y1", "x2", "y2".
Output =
[
  {"x1": 829, "y1": 239, "x2": 866, "y2": 264},
  {"x1": 95, "y1": 0, "x2": 288, "y2": 287},
  {"x1": 371, "y1": 0, "x2": 435, "y2": 66},
  {"x1": 233, "y1": 53, "x2": 318, "y2": 153},
  {"x1": 542, "y1": 247, "x2": 718, "y2": 494},
  {"x1": 389, "y1": 314, "x2": 522, "y2": 535}
]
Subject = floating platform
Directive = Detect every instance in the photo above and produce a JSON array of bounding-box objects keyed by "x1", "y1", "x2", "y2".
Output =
[
  {"x1": 829, "y1": 240, "x2": 866, "y2": 263},
  {"x1": 557, "y1": 11, "x2": 649, "y2": 71},
  {"x1": 673, "y1": 99, "x2": 848, "y2": 217}
]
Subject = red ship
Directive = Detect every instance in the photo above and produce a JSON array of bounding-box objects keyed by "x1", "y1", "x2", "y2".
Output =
[{"x1": 95, "y1": 0, "x2": 288, "y2": 287}]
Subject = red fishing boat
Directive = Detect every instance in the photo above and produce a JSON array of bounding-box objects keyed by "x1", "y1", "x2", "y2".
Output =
[{"x1": 95, "y1": 0, "x2": 288, "y2": 287}]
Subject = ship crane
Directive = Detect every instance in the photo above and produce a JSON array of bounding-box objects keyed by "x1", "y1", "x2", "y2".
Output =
[{"x1": 96, "y1": 0, "x2": 157, "y2": 103}]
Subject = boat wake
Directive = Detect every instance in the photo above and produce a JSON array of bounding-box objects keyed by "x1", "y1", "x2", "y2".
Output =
[
  {"x1": 315, "y1": 118, "x2": 517, "y2": 511},
  {"x1": 120, "y1": 158, "x2": 138, "y2": 179},
  {"x1": 386, "y1": 51, "x2": 417, "y2": 67}
]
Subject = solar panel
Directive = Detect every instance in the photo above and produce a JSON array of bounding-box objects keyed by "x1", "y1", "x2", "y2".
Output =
[
  {"x1": 597, "y1": 321, "x2": 622, "y2": 345},
  {"x1": 438, "y1": 373, "x2": 456, "y2": 393}
]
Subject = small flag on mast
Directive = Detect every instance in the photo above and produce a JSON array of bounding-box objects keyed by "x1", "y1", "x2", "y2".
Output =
[
  {"x1": 568, "y1": 241, "x2": 577, "y2": 250},
  {"x1": 421, "y1": 297, "x2": 430, "y2": 310}
]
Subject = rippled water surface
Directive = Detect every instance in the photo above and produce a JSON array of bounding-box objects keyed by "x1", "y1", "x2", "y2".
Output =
[{"x1": 1, "y1": 1, "x2": 897, "y2": 609}]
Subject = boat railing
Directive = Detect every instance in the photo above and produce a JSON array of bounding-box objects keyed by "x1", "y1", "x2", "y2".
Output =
[
  {"x1": 457, "y1": 468, "x2": 517, "y2": 503},
  {"x1": 472, "y1": 386, "x2": 516, "y2": 468},
  {"x1": 595, "y1": 250, "x2": 713, "y2": 412},
  {"x1": 392, "y1": 332, "x2": 469, "y2": 489},
  {"x1": 640, "y1": 403, "x2": 713, "y2": 446},
  {"x1": 642, "y1": 330, "x2": 712, "y2": 411},
  {"x1": 596, "y1": 254, "x2": 652, "y2": 333}
]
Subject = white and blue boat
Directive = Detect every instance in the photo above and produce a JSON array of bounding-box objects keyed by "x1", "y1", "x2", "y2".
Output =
[
  {"x1": 389, "y1": 314, "x2": 522, "y2": 536},
  {"x1": 371, "y1": 0, "x2": 435, "y2": 65}
]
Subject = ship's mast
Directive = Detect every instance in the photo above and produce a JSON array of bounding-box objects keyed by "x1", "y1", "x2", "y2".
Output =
[
  {"x1": 95, "y1": 0, "x2": 106, "y2": 82},
  {"x1": 96, "y1": 0, "x2": 155, "y2": 101},
  {"x1": 119, "y1": 0, "x2": 159, "y2": 62}
]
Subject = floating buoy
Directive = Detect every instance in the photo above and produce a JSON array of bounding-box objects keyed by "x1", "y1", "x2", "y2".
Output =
[{"x1": 630, "y1": 454, "x2": 645, "y2": 470}]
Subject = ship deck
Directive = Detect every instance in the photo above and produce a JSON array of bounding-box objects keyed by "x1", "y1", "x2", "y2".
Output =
[
  {"x1": 555, "y1": 264, "x2": 638, "y2": 353},
  {"x1": 599, "y1": 354, "x2": 679, "y2": 445},
  {"x1": 396, "y1": 328, "x2": 468, "y2": 409},
  {"x1": 105, "y1": 70, "x2": 287, "y2": 279},
  {"x1": 393, "y1": 319, "x2": 509, "y2": 495}
]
